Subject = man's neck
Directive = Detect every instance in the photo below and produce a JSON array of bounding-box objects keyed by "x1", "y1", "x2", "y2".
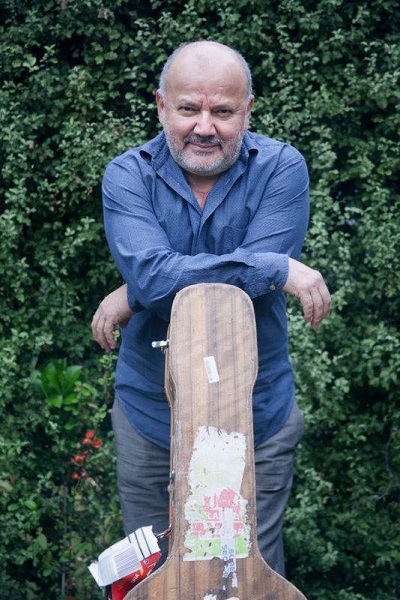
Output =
[{"x1": 186, "y1": 173, "x2": 219, "y2": 209}]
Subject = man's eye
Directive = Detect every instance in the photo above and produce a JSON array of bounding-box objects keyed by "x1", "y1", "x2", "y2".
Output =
[
  {"x1": 179, "y1": 106, "x2": 196, "y2": 113},
  {"x1": 216, "y1": 108, "x2": 232, "y2": 116}
]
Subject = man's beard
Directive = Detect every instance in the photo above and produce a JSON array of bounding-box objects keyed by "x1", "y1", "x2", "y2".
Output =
[{"x1": 164, "y1": 130, "x2": 245, "y2": 176}]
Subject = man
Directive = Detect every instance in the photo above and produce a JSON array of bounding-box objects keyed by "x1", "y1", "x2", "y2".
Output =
[{"x1": 92, "y1": 40, "x2": 331, "y2": 576}]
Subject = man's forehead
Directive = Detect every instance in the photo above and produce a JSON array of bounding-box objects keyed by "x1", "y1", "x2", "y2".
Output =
[{"x1": 171, "y1": 91, "x2": 243, "y2": 107}]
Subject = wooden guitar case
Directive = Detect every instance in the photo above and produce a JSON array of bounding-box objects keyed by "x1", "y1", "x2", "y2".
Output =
[{"x1": 125, "y1": 283, "x2": 306, "y2": 600}]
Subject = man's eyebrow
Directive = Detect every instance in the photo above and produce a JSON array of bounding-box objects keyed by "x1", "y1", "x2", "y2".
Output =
[
  {"x1": 176, "y1": 97, "x2": 198, "y2": 105},
  {"x1": 213, "y1": 103, "x2": 235, "y2": 109},
  {"x1": 176, "y1": 97, "x2": 237, "y2": 109}
]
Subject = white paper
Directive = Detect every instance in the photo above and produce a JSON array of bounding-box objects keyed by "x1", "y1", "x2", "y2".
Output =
[{"x1": 88, "y1": 526, "x2": 160, "y2": 587}]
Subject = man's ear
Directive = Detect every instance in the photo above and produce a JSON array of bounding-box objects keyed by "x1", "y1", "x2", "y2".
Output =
[
  {"x1": 155, "y1": 90, "x2": 165, "y2": 124},
  {"x1": 245, "y1": 95, "x2": 254, "y2": 129}
]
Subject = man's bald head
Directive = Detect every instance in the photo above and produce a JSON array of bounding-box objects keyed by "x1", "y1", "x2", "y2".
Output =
[{"x1": 158, "y1": 41, "x2": 253, "y2": 101}]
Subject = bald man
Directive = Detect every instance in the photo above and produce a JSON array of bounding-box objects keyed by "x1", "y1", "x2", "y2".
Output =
[{"x1": 92, "y1": 41, "x2": 331, "y2": 575}]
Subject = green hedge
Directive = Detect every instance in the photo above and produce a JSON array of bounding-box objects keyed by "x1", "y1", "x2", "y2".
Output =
[{"x1": 0, "y1": 1, "x2": 399, "y2": 598}]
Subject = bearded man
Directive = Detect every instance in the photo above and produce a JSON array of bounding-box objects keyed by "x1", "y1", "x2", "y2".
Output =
[{"x1": 92, "y1": 40, "x2": 331, "y2": 576}]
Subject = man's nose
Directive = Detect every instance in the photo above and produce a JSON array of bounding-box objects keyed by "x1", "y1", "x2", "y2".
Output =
[{"x1": 193, "y1": 111, "x2": 216, "y2": 136}]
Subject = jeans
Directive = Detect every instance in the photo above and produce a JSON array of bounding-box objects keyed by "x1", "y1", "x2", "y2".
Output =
[{"x1": 111, "y1": 396, "x2": 304, "y2": 576}]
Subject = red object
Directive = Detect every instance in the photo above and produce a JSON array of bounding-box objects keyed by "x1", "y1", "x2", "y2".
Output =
[{"x1": 109, "y1": 552, "x2": 161, "y2": 600}]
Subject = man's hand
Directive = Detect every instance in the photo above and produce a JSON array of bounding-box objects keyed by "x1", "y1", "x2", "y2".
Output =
[
  {"x1": 283, "y1": 257, "x2": 331, "y2": 330},
  {"x1": 91, "y1": 284, "x2": 134, "y2": 352}
]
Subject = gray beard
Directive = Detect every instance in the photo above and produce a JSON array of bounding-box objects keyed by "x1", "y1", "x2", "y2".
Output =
[{"x1": 165, "y1": 131, "x2": 244, "y2": 177}]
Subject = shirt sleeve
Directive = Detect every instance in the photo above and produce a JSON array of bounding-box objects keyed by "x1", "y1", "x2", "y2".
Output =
[
  {"x1": 102, "y1": 147, "x2": 309, "y2": 320},
  {"x1": 240, "y1": 146, "x2": 310, "y2": 278}
]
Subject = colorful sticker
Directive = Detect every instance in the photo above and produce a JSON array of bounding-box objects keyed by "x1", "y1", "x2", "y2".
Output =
[{"x1": 183, "y1": 426, "x2": 250, "y2": 564}]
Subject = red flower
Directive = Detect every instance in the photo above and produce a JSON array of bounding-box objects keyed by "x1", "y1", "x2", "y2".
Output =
[
  {"x1": 71, "y1": 473, "x2": 80, "y2": 480},
  {"x1": 74, "y1": 455, "x2": 85, "y2": 464},
  {"x1": 85, "y1": 430, "x2": 95, "y2": 439},
  {"x1": 92, "y1": 438, "x2": 102, "y2": 449}
]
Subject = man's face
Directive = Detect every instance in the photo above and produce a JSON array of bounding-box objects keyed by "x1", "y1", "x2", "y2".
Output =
[{"x1": 156, "y1": 50, "x2": 253, "y2": 178}]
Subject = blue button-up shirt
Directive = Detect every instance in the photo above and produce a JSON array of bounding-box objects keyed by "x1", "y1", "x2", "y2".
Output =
[{"x1": 103, "y1": 130, "x2": 309, "y2": 449}]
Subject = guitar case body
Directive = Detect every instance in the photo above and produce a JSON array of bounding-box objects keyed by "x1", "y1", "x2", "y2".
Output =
[{"x1": 125, "y1": 283, "x2": 306, "y2": 600}]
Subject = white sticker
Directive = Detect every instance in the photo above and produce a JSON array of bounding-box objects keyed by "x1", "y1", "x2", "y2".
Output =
[
  {"x1": 204, "y1": 356, "x2": 220, "y2": 383},
  {"x1": 204, "y1": 594, "x2": 239, "y2": 600}
]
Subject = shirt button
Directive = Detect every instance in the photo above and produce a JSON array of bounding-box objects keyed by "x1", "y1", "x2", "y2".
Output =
[{"x1": 269, "y1": 284, "x2": 276, "y2": 291}]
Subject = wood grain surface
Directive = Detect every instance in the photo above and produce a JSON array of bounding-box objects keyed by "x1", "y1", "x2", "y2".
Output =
[{"x1": 125, "y1": 283, "x2": 307, "y2": 600}]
